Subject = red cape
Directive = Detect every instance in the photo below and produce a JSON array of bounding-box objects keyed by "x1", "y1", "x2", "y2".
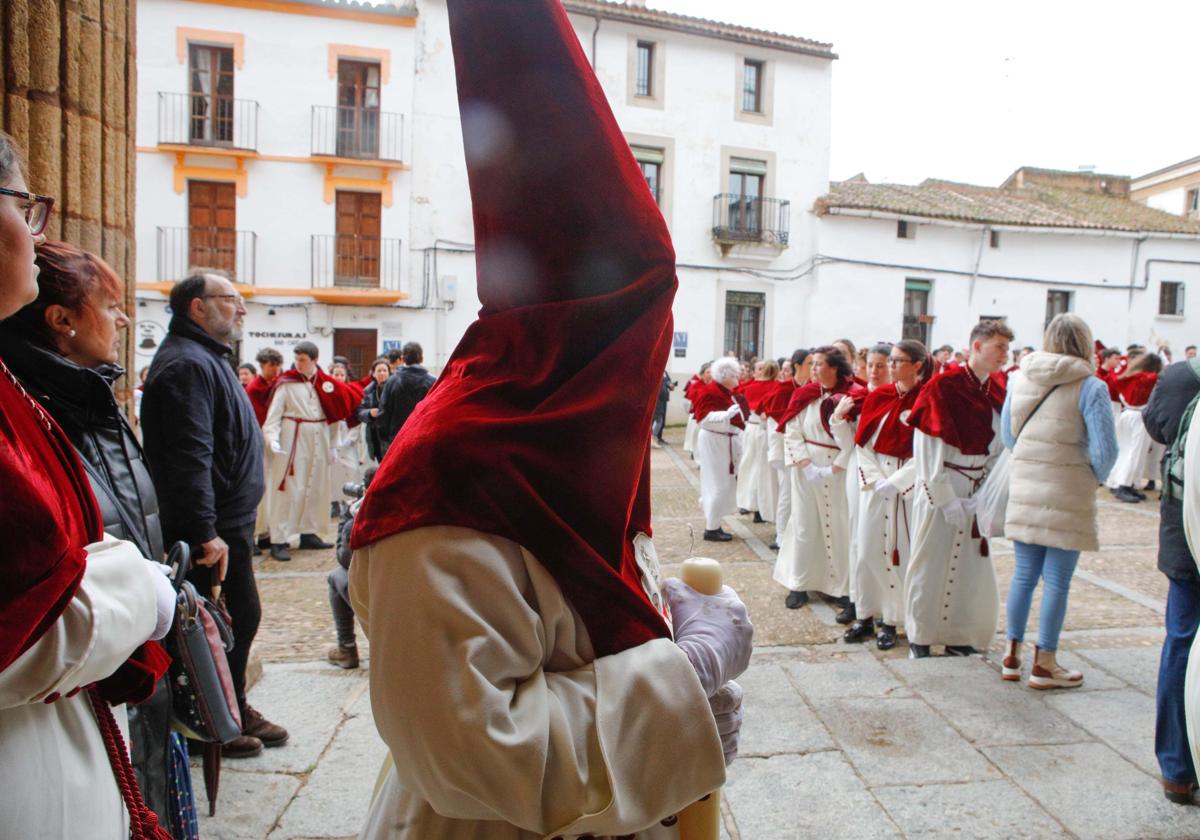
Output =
[
  {"x1": 760, "y1": 379, "x2": 798, "y2": 424},
  {"x1": 776, "y1": 377, "x2": 866, "y2": 435},
  {"x1": 691, "y1": 381, "x2": 748, "y2": 430},
  {"x1": 854, "y1": 381, "x2": 925, "y2": 459},
  {"x1": 683, "y1": 375, "x2": 701, "y2": 402},
  {"x1": 273, "y1": 367, "x2": 362, "y2": 426},
  {"x1": 737, "y1": 379, "x2": 777, "y2": 414},
  {"x1": 245, "y1": 374, "x2": 273, "y2": 427},
  {"x1": 1117, "y1": 371, "x2": 1157, "y2": 406},
  {"x1": 351, "y1": 0, "x2": 675, "y2": 658},
  {"x1": 907, "y1": 365, "x2": 1005, "y2": 456}
]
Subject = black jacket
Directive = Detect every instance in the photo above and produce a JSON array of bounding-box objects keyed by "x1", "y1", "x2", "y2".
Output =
[
  {"x1": 357, "y1": 380, "x2": 387, "y2": 463},
  {"x1": 141, "y1": 315, "x2": 264, "y2": 544},
  {"x1": 0, "y1": 331, "x2": 164, "y2": 561},
  {"x1": 379, "y1": 364, "x2": 435, "y2": 453},
  {"x1": 1143, "y1": 360, "x2": 1200, "y2": 582}
]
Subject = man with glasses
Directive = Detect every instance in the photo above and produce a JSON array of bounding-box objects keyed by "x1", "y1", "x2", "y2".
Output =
[
  {"x1": 0, "y1": 185, "x2": 54, "y2": 237},
  {"x1": 142, "y1": 269, "x2": 289, "y2": 758}
]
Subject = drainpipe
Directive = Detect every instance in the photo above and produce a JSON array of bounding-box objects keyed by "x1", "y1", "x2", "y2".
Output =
[
  {"x1": 967, "y1": 227, "x2": 987, "y2": 305},
  {"x1": 591, "y1": 16, "x2": 601, "y2": 69}
]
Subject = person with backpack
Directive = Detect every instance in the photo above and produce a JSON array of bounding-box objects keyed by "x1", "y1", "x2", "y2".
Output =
[{"x1": 1144, "y1": 352, "x2": 1200, "y2": 805}]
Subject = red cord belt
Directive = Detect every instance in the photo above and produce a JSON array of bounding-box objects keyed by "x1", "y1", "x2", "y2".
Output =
[{"x1": 278, "y1": 416, "x2": 325, "y2": 491}]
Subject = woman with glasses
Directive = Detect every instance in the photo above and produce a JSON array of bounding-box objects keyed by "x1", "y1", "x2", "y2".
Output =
[
  {"x1": 837, "y1": 341, "x2": 932, "y2": 649},
  {"x1": 0, "y1": 132, "x2": 176, "y2": 838}
]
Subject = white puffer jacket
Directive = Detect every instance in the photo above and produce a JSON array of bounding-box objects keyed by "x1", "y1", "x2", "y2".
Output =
[{"x1": 1005, "y1": 351, "x2": 1098, "y2": 551}]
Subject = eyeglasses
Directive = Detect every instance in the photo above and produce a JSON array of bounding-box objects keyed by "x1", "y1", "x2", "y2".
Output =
[
  {"x1": 0, "y1": 187, "x2": 55, "y2": 236},
  {"x1": 888, "y1": 357, "x2": 914, "y2": 366},
  {"x1": 203, "y1": 293, "x2": 243, "y2": 304}
]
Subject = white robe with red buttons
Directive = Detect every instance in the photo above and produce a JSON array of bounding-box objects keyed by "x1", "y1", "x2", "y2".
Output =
[
  {"x1": 263, "y1": 378, "x2": 334, "y2": 544},
  {"x1": 349, "y1": 527, "x2": 725, "y2": 839}
]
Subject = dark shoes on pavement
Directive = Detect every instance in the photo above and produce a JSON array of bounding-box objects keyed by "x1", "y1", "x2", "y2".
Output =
[
  {"x1": 785, "y1": 590, "x2": 808, "y2": 609},
  {"x1": 768, "y1": 542, "x2": 780, "y2": 551},
  {"x1": 908, "y1": 643, "x2": 931, "y2": 659},
  {"x1": 327, "y1": 643, "x2": 360, "y2": 670},
  {"x1": 835, "y1": 600, "x2": 856, "y2": 625},
  {"x1": 242, "y1": 704, "x2": 288, "y2": 747},
  {"x1": 703, "y1": 528, "x2": 733, "y2": 542},
  {"x1": 843, "y1": 618, "x2": 875, "y2": 643},
  {"x1": 876, "y1": 623, "x2": 897, "y2": 650},
  {"x1": 269, "y1": 543, "x2": 292, "y2": 562},
  {"x1": 944, "y1": 645, "x2": 978, "y2": 657},
  {"x1": 298, "y1": 533, "x2": 333, "y2": 550},
  {"x1": 1163, "y1": 779, "x2": 1197, "y2": 805},
  {"x1": 752, "y1": 511, "x2": 765, "y2": 524},
  {"x1": 256, "y1": 535, "x2": 271, "y2": 550},
  {"x1": 222, "y1": 735, "x2": 263, "y2": 759},
  {"x1": 1112, "y1": 485, "x2": 1142, "y2": 503}
]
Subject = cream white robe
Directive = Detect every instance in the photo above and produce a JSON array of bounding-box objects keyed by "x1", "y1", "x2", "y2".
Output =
[
  {"x1": 0, "y1": 537, "x2": 157, "y2": 840},
  {"x1": 735, "y1": 414, "x2": 767, "y2": 514},
  {"x1": 767, "y1": 420, "x2": 790, "y2": 545},
  {"x1": 1180, "y1": 412, "x2": 1200, "y2": 775},
  {"x1": 772, "y1": 402, "x2": 854, "y2": 596},
  {"x1": 264, "y1": 377, "x2": 334, "y2": 543},
  {"x1": 697, "y1": 405, "x2": 743, "y2": 531},
  {"x1": 349, "y1": 526, "x2": 725, "y2": 839},
  {"x1": 1107, "y1": 403, "x2": 1156, "y2": 489},
  {"x1": 844, "y1": 419, "x2": 918, "y2": 627},
  {"x1": 683, "y1": 401, "x2": 698, "y2": 454},
  {"x1": 904, "y1": 418, "x2": 1003, "y2": 649},
  {"x1": 330, "y1": 420, "x2": 363, "y2": 508}
]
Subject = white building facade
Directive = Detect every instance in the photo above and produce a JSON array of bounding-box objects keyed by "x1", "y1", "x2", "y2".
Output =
[{"x1": 132, "y1": 0, "x2": 836, "y2": 389}]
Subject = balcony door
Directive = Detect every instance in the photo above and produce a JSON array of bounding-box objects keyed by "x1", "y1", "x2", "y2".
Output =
[
  {"x1": 335, "y1": 191, "x2": 381, "y2": 287},
  {"x1": 188, "y1": 180, "x2": 237, "y2": 278},
  {"x1": 728, "y1": 158, "x2": 765, "y2": 236},
  {"x1": 336, "y1": 60, "x2": 381, "y2": 159},
  {"x1": 189, "y1": 44, "x2": 234, "y2": 145},
  {"x1": 724, "y1": 291, "x2": 764, "y2": 361}
]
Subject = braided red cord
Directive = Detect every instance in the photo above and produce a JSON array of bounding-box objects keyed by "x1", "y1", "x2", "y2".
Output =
[{"x1": 87, "y1": 688, "x2": 173, "y2": 840}]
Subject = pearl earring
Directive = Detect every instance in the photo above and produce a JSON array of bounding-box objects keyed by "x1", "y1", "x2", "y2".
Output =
[{"x1": 68, "y1": 329, "x2": 76, "y2": 337}]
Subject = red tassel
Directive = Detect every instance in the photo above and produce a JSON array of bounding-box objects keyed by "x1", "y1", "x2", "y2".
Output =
[
  {"x1": 971, "y1": 519, "x2": 980, "y2": 540},
  {"x1": 892, "y1": 547, "x2": 900, "y2": 567},
  {"x1": 980, "y1": 538, "x2": 989, "y2": 557}
]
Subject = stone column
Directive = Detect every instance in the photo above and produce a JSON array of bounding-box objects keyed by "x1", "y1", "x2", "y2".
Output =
[{"x1": 2, "y1": 0, "x2": 138, "y2": 400}]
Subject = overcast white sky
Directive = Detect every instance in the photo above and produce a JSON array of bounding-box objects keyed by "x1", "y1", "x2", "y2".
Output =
[{"x1": 652, "y1": 0, "x2": 1198, "y2": 186}]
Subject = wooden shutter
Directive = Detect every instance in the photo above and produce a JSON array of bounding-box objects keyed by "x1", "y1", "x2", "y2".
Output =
[
  {"x1": 188, "y1": 180, "x2": 237, "y2": 277},
  {"x1": 334, "y1": 191, "x2": 382, "y2": 286}
]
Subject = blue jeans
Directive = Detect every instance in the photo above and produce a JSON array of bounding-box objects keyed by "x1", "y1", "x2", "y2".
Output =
[
  {"x1": 1005, "y1": 541, "x2": 1081, "y2": 652},
  {"x1": 1157, "y1": 576, "x2": 1200, "y2": 785}
]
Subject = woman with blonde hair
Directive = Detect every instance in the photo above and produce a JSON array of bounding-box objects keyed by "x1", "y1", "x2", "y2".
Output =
[{"x1": 1000, "y1": 313, "x2": 1118, "y2": 688}]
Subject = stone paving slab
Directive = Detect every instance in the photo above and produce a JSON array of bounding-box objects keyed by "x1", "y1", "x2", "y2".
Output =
[
  {"x1": 885, "y1": 656, "x2": 1089, "y2": 748},
  {"x1": 1074, "y1": 645, "x2": 1162, "y2": 695},
  {"x1": 984, "y1": 742, "x2": 1200, "y2": 840},
  {"x1": 817, "y1": 697, "x2": 1001, "y2": 787},
  {"x1": 197, "y1": 770, "x2": 302, "y2": 840},
  {"x1": 1080, "y1": 549, "x2": 1170, "y2": 606},
  {"x1": 784, "y1": 649, "x2": 913, "y2": 702},
  {"x1": 736, "y1": 662, "x2": 835, "y2": 757},
  {"x1": 723, "y1": 752, "x2": 902, "y2": 839},
  {"x1": 872, "y1": 779, "x2": 1071, "y2": 839},
  {"x1": 1044, "y1": 688, "x2": 1160, "y2": 777}
]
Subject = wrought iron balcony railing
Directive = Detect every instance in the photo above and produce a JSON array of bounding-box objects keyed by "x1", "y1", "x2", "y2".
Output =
[
  {"x1": 311, "y1": 235, "x2": 402, "y2": 289},
  {"x1": 156, "y1": 227, "x2": 257, "y2": 284},
  {"x1": 310, "y1": 106, "x2": 404, "y2": 162},
  {"x1": 157, "y1": 92, "x2": 260, "y2": 151},
  {"x1": 712, "y1": 193, "x2": 790, "y2": 247}
]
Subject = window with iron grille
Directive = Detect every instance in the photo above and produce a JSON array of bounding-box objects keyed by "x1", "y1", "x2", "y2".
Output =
[
  {"x1": 635, "y1": 42, "x2": 654, "y2": 97},
  {"x1": 902, "y1": 279, "x2": 932, "y2": 346},
  {"x1": 1045, "y1": 290, "x2": 1071, "y2": 327},
  {"x1": 742, "y1": 59, "x2": 764, "y2": 113},
  {"x1": 1161, "y1": 281, "x2": 1185, "y2": 316},
  {"x1": 724, "y1": 291, "x2": 764, "y2": 361},
  {"x1": 631, "y1": 145, "x2": 663, "y2": 205}
]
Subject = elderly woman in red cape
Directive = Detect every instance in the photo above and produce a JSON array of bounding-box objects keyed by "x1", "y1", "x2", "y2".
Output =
[
  {"x1": 347, "y1": 3, "x2": 751, "y2": 838},
  {"x1": 0, "y1": 133, "x2": 175, "y2": 838}
]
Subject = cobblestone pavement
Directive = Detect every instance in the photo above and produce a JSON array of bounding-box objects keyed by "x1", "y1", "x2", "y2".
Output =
[{"x1": 200, "y1": 427, "x2": 1199, "y2": 840}]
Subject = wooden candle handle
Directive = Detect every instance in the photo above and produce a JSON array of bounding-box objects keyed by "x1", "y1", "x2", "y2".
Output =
[{"x1": 677, "y1": 558, "x2": 723, "y2": 840}]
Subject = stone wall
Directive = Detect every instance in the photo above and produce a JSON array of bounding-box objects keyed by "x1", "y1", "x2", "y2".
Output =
[{"x1": 2, "y1": 0, "x2": 138, "y2": 397}]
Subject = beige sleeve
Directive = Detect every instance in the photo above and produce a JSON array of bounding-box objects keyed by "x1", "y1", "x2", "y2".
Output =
[
  {"x1": 783, "y1": 414, "x2": 811, "y2": 467},
  {"x1": 915, "y1": 430, "x2": 956, "y2": 508},
  {"x1": 349, "y1": 526, "x2": 725, "y2": 837},
  {"x1": 0, "y1": 537, "x2": 157, "y2": 709},
  {"x1": 830, "y1": 418, "x2": 857, "y2": 470}
]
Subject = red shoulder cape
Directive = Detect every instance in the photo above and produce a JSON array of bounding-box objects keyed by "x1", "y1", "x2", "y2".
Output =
[
  {"x1": 737, "y1": 379, "x2": 777, "y2": 414},
  {"x1": 907, "y1": 365, "x2": 1005, "y2": 455},
  {"x1": 274, "y1": 367, "x2": 362, "y2": 425},
  {"x1": 1117, "y1": 371, "x2": 1157, "y2": 406},
  {"x1": 760, "y1": 379, "x2": 798, "y2": 424},
  {"x1": 854, "y1": 381, "x2": 925, "y2": 459},
  {"x1": 245, "y1": 374, "x2": 273, "y2": 427},
  {"x1": 776, "y1": 377, "x2": 866, "y2": 435},
  {"x1": 691, "y1": 381, "x2": 748, "y2": 430}
]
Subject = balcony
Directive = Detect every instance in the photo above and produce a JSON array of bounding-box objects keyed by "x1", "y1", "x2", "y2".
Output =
[
  {"x1": 157, "y1": 92, "x2": 260, "y2": 152},
  {"x1": 311, "y1": 235, "x2": 402, "y2": 290},
  {"x1": 712, "y1": 194, "x2": 790, "y2": 249},
  {"x1": 310, "y1": 106, "x2": 404, "y2": 163},
  {"x1": 156, "y1": 226, "x2": 257, "y2": 284}
]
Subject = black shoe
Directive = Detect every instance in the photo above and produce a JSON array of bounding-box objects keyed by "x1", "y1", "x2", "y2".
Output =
[
  {"x1": 768, "y1": 542, "x2": 780, "y2": 551},
  {"x1": 256, "y1": 535, "x2": 271, "y2": 550},
  {"x1": 1132, "y1": 487, "x2": 1148, "y2": 500},
  {"x1": 876, "y1": 623, "x2": 898, "y2": 650},
  {"x1": 944, "y1": 645, "x2": 978, "y2": 656},
  {"x1": 908, "y1": 643, "x2": 931, "y2": 659},
  {"x1": 298, "y1": 533, "x2": 333, "y2": 550},
  {"x1": 1113, "y1": 486, "x2": 1141, "y2": 503},
  {"x1": 738, "y1": 508, "x2": 750, "y2": 515},
  {"x1": 835, "y1": 601, "x2": 857, "y2": 625},
  {"x1": 1162, "y1": 779, "x2": 1197, "y2": 805},
  {"x1": 269, "y1": 543, "x2": 292, "y2": 562},
  {"x1": 843, "y1": 618, "x2": 875, "y2": 643},
  {"x1": 785, "y1": 590, "x2": 809, "y2": 609},
  {"x1": 1146, "y1": 480, "x2": 1157, "y2": 492},
  {"x1": 752, "y1": 511, "x2": 765, "y2": 524},
  {"x1": 703, "y1": 528, "x2": 733, "y2": 542}
]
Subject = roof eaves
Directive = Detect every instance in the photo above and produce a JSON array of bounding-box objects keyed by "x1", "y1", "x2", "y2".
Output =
[
  {"x1": 1132, "y1": 154, "x2": 1200, "y2": 186},
  {"x1": 299, "y1": 0, "x2": 416, "y2": 17}
]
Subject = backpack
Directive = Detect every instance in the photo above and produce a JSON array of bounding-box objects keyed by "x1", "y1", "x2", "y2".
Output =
[{"x1": 1163, "y1": 357, "x2": 1200, "y2": 503}]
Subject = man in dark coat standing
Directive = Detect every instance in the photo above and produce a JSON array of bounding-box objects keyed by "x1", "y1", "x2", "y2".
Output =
[
  {"x1": 141, "y1": 270, "x2": 288, "y2": 759},
  {"x1": 379, "y1": 341, "x2": 435, "y2": 455},
  {"x1": 1143, "y1": 358, "x2": 1200, "y2": 804}
]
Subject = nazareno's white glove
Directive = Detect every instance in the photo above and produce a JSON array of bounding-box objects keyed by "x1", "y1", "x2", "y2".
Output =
[
  {"x1": 710, "y1": 680, "x2": 744, "y2": 766},
  {"x1": 146, "y1": 562, "x2": 177, "y2": 641},
  {"x1": 941, "y1": 497, "x2": 971, "y2": 527},
  {"x1": 270, "y1": 439, "x2": 285, "y2": 456},
  {"x1": 874, "y1": 479, "x2": 899, "y2": 500},
  {"x1": 662, "y1": 578, "x2": 754, "y2": 697},
  {"x1": 802, "y1": 463, "x2": 822, "y2": 482}
]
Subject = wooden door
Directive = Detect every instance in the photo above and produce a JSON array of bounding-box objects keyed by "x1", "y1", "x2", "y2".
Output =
[
  {"x1": 334, "y1": 191, "x2": 381, "y2": 286},
  {"x1": 336, "y1": 60, "x2": 381, "y2": 158},
  {"x1": 333, "y1": 329, "x2": 378, "y2": 379},
  {"x1": 188, "y1": 180, "x2": 237, "y2": 278}
]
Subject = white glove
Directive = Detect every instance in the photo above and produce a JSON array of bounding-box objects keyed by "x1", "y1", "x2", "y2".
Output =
[
  {"x1": 146, "y1": 562, "x2": 177, "y2": 641},
  {"x1": 874, "y1": 479, "x2": 899, "y2": 500},
  {"x1": 710, "y1": 680, "x2": 744, "y2": 767},
  {"x1": 941, "y1": 497, "x2": 970, "y2": 527},
  {"x1": 662, "y1": 578, "x2": 754, "y2": 697},
  {"x1": 802, "y1": 463, "x2": 822, "y2": 482},
  {"x1": 327, "y1": 447, "x2": 338, "y2": 466},
  {"x1": 270, "y1": 439, "x2": 285, "y2": 456}
]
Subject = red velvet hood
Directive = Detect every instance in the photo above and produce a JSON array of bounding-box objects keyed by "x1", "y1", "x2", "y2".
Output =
[
  {"x1": 854, "y1": 381, "x2": 925, "y2": 459},
  {"x1": 1117, "y1": 371, "x2": 1157, "y2": 407},
  {"x1": 760, "y1": 379, "x2": 798, "y2": 424},
  {"x1": 350, "y1": 0, "x2": 676, "y2": 657},
  {"x1": 274, "y1": 366, "x2": 362, "y2": 426},
  {"x1": 907, "y1": 365, "x2": 1005, "y2": 456},
  {"x1": 737, "y1": 379, "x2": 777, "y2": 414}
]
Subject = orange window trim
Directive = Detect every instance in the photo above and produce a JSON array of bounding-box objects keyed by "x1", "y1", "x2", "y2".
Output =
[
  {"x1": 329, "y1": 45, "x2": 391, "y2": 85},
  {"x1": 176, "y1": 27, "x2": 246, "y2": 68},
  {"x1": 173, "y1": 153, "x2": 249, "y2": 198},
  {"x1": 178, "y1": 0, "x2": 417, "y2": 27}
]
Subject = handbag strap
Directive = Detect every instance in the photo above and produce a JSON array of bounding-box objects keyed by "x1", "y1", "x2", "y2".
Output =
[{"x1": 1015, "y1": 384, "x2": 1061, "y2": 442}]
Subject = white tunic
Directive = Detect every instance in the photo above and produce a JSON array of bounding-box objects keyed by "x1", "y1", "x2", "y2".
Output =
[
  {"x1": 0, "y1": 537, "x2": 157, "y2": 840},
  {"x1": 1107, "y1": 403, "x2": 1157, "y2": 489},
  {"x1": 697, "y1": 405, "x2": 743, "y2": 531},
  {"x1": 772, "y1": 402, "x2": 854, "y2": 596},
  {"x1": 683, "y1": 411, "x2": 698, "y2": 454},
  {"x1": 904, "y1": 419, "x2": 1003, "y2": 649},
  {"x1": 330, "y1": 419, "x2": 363, "y2": 507},
  {"x1": 735, "y1": 413, "x2": 767, "y2": 514},
  {"x1": 766, "y1": 419, "x2": 791, "y2": 545},
  {"x1": 349, "y1": 526, "x2": 725, "y2": 839},
  {"x1": 263, "y1": 378, "x2": 334, "y2": 543},
  {"x1": 844, "y1": 419, "x2": 918, "y2": 626},
  {"x1": 1180, "y1": 412, "x2": 1200, "y2": 775}
]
